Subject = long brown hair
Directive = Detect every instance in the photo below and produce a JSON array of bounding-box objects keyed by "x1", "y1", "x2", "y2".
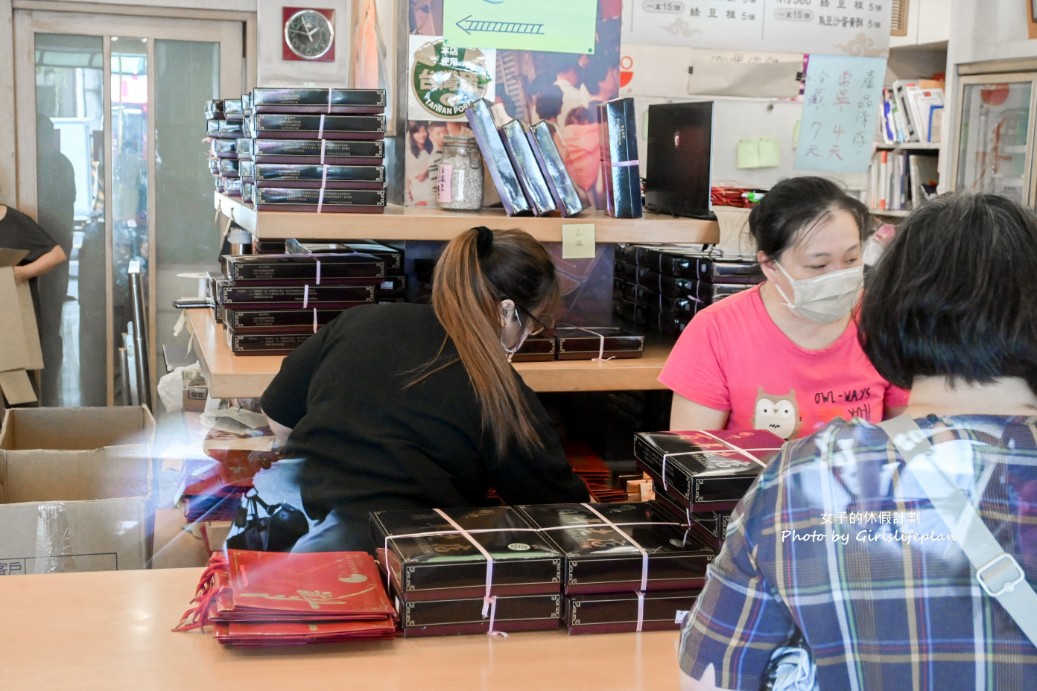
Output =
[{"x1": 428, "y1": 226, "x2": 560, "y2": 458}]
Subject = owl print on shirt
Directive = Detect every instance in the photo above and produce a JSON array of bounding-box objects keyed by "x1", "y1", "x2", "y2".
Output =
[{"x1": 753, "y1": 388, "x2": 799, "y2": 439}]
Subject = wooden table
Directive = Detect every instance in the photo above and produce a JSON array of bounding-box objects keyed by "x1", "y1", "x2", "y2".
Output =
[{"x1": 0, "y1": 567, "x2": 684, "y2": 690}]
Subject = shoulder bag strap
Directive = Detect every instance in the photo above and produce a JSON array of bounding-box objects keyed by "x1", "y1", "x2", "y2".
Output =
[{"x1": 877, "y1": 415, "x2": 1037, "y2": 645}]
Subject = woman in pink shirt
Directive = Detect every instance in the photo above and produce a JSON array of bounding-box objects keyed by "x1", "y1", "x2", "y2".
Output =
[{"x1": 658, "y1": 176, "x2": 908, "y2": 439}]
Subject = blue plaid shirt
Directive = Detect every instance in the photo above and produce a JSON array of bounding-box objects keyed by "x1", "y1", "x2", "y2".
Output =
[{"x1": 679, "y1": 415, "x2": 1037, "y2": 690}]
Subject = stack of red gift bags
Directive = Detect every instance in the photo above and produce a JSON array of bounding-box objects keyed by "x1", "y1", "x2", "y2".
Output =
[{"x1": 174, "y1": 549, "x2": 397, "y2": 645}]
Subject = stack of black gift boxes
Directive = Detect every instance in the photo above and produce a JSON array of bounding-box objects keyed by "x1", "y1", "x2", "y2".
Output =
[
  {"x1": 208, "y1": 87, "x2": 388, "y2": 213},
  {"x1": 613, "y1": 244, "x2": 764, "y2": 335},
  {"x1": 212, "y1": 240, "x2": 404, "y2": 355},
  {"x1": 633, "y1": 429, "x2": 784, "y2": 551},
  {"x1": 370, "y1": 503, "x2": 715, "y2": 636},
  {"x1": 206, "y1": 98, "x2": 245, "y2": 198}
]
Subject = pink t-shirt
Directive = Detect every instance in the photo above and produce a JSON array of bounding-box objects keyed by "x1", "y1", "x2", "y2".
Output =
[{"x1": 658, "y1": 284, "x2": 909, "y2": 440}]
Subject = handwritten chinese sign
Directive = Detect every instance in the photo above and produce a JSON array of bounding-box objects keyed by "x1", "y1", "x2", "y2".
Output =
[{"x1": 795, "y1": 54, "x2": 884, "y2": 173}]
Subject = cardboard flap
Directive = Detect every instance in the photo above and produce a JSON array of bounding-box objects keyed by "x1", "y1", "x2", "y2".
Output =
[
  {"x1": 0, "y1": 248, "x2": 29, "y2": 267},
  {"x1": 0, "y1": 447, "x2": 152, "y2": 503},
  {"x1": 0, "y1": 370, "x2": 37, "y2": 406},
  {"x1": 0, "y1": 406, "x2": 156, "y2": 451}
]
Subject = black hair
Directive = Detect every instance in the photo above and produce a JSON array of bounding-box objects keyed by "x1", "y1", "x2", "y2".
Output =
[
  {"x1": 425, "y1": 227, "x2": 560, "y2": 457},
  {"x1": 408, "y1": 121, "x2": 431, "y2": 157},
  {"x1": 535, "y1": 84, "x2": 564, "y2": 121},
  {"x1": 749, "y1": 176, "x2": 869, "y2": 260},
  {"x1": 859, "y1": 192, "x2": 1037, "y2": 392}
]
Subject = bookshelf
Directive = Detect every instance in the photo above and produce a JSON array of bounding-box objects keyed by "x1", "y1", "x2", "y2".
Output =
[
  {"x1": 867, "y1": 141, "x2": 940, "y2": 217},
  {"x1": 196, "y1": 197, "x2": 720, "y2": 399},
  {"x1": 214, "y1": 193, "x2": 720, "y2": 244}
]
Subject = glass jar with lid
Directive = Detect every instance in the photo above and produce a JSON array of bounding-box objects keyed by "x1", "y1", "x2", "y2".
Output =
[{"x1": 437, "y1": 135, "x2": 484, "y2": 210}]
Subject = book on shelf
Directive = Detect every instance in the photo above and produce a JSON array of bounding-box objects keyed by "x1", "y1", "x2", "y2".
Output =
[
  {"x1": 908, "y1": 154, "x2": 939, "y2": 208},
  {"x1": 891, "y1": 80, "x2": 920, "y2": 143},
  {"x1": 463, "y1": 98, "x2": 532, "y2": 216},
  {"x1": 492, "y1": 105, "x2": 557, "y2": 217}
]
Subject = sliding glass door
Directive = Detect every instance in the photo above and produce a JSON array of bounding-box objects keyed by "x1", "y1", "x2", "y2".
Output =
[{"x1": 15, "y1": 10, "x2": 244, "y2": 406}]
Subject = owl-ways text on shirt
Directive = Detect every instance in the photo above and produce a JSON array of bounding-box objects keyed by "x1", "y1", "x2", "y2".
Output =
[{"x1": 753, "y1": 388, "x2": 799, "y2": 439}]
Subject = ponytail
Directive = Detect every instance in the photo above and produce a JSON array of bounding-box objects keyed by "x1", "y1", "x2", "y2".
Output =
[{"x1": 427, "y1": 226, "x2": 559, "y2": 458}]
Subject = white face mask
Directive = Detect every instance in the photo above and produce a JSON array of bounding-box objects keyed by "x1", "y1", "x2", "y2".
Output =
[
  {"x1": 500, "y1": 307, "x2": 530, "y2": 363},
  {"x1": 773, "y1": 262, "x2": 864, "y2": 324}
]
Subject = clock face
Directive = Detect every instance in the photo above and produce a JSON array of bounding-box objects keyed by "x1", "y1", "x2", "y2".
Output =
[{"x1": 283, "y1": 8, "x2": 335, "y2": 61}]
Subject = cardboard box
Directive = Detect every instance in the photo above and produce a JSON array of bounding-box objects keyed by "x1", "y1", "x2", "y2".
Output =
[
  {"x1": 0, "y1": 406, "x2": 156, "y2": 575},
  {"x1": 0, "y1": 249, "x2": 43, "y2": 405},
  {"x1": 0, "y1": 405, "x2": 155, "y2": 452},
  {"x1": 183, "y1": 371, "x2": 209, "y2": 412}
]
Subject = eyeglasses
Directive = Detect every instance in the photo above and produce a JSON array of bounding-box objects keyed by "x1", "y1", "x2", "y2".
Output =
[{"x1": 519, "y1": 307, "x2": 553, "y2": 336}]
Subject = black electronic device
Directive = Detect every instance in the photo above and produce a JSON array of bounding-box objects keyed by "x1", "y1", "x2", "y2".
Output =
[{"x1": 644, "y1": 101, "x2": 716, "y2": 220}]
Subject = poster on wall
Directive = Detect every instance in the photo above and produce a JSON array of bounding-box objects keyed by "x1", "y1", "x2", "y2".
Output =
[
  {"x1": 794, "y1": 53, "x2": 885, "y2": 173},
  {"x1": 622, "y1": 0, "x2": 892, "y2": 57},
  {"x1": 408, "y1": 34, "x2": 496, "y2": 121}
]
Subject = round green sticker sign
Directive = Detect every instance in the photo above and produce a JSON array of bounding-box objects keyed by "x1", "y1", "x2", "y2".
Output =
[{"x1": 412, "y1": 39, "x2": 492, "y2": 119}]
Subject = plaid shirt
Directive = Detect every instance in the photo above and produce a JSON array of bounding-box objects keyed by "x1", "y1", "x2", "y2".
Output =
[{"x1": 679, "y1": 415, "x2": 1037, "y2": 690}]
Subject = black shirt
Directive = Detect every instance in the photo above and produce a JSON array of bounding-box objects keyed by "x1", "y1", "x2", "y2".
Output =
[
  {"x1": 0, "y1": 206, "x2": 60, "y2": 320},
  {"x1": 260, "y1": 302, "x2": 589, "y2": 551}
]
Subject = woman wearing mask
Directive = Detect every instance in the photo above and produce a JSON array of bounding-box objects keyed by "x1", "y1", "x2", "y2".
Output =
[
  {"x1": 659, "y1": 176, "x2": 908, "y2": 439},
  {"x1": 261, "y1": 226, "x2": 590, "y2": 553}
]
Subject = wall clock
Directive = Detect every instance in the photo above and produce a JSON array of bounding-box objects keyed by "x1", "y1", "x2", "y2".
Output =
[{"x1": 282, "y1": 7, "x2": 336, "y2": 62}]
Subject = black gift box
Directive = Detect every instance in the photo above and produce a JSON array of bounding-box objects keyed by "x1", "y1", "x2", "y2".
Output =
[
  {"x1": 395, "y1": 591, "x2": 562, "y2": 637},
  {"x1": 284, "y1": 239, "x2": 403, "y2": 274},
  {"x1": 221, "y1": 307, "x2": 349, "y2": 333},
  {"x1": 527, "y1": 120, "x2": 583, "y2": 217},
  {"x1": 247, "y1": 113, "x2": 386, "y2": 141},
  {"x1": 565, "y1": 589, "x2": 699, "y2": 635},
  {"x1": 215, "y1": 281, "x2": 375, "y2": 306},
  {"x1": 554, "y1": 326, "x2": 644, "y2": 360},
  {"x1": 515, "y1": 502, "x2": 715, "y2": 594},
  {"x1": 250, "y1": 187, "x2": 386, "y2": 213},
  {"x1": 499, "y1": 118, "x2": 556, "y2": 217},
  {"x1": 634, "y1": 430, "x2": 783, "y2": 511},
  {"x1": 225, "y1": 329, "x2": 314, "y2": 355},
  {"x1": 249, "y1": 87, "x2": 386, "y2": 114},
  {"x1": 630, "y1": 246, "x2": 763, "y2": 283},
  {"x1": 238, "y1": 138, "x2": 385, "y2": 165},
  {"x1": 370, "y1": 506, "x2": 564, "y2": 602},
  {"x1": 598, "y1": 98, "x2": 642, "y2": 219},
  {"x1": 464, "y1": 98, "x2": 531, "y2": 216},
  {"x1": 509, "y1": 334, "x2": 556, "y2": 362},
  {"x1": 222, "y1": 252, "x2": 385, "y2": 282},
  {"x1": 243, "y1": 162, "x2": 385, "y2": 189}
]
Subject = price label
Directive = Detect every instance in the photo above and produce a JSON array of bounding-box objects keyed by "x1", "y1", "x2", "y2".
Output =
[{"x1": 562, "y1": 223, "x2": 596, "y2": 259}]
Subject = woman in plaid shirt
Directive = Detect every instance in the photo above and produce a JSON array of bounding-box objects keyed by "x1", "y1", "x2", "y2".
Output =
[{"x1": 680, "y1": 192, "x2": 1037, "y2": 690}]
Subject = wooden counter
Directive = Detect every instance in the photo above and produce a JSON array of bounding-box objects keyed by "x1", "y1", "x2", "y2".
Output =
[
  {"x1": 185, "y1": 308, "x2": 673, "y2": 399},
  {"x1": 0, "y1": 567, "x2": 683, "y2": 690}
]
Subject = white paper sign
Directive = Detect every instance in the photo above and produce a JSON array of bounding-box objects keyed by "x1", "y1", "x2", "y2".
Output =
[
  {"x1": 623, "y1": 0, "x2": 892, "y2": 57},
  {"x1": 794, "y1": 54, "x2": 885, "y2": 173}
]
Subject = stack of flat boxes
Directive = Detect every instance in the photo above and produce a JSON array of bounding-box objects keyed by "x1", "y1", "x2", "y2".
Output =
[
  {"x1": 613, "y1": 244, "x2": 764, "y2": 335},
  {"x1": 236, "y1": 87, "x2": 387, "y2": 213},
  {"x1": 214, "y1": 241, "x2": 404, "y2": 355},
  {"x1": 205, "y1": 98, "x2": 245, "y2": 197},
  {"x1": 633, "y1": 429, "x2": 784, "y2": 551},
  {"x1": 370, "y1": 506, "x2": 567, "y2": 637},
  {"x1": 517, "y1": 502, "x2": 714, "y2": 634},
  {"x1": 369, "y1": 503, "x2": 715, "y2": 637}
]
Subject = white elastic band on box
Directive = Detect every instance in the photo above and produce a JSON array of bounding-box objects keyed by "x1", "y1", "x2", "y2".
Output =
[
  {"x1": 311, "y1": 308, "x2": 318, "y2": 333},
  {"x1": 614, "y1": 160, "x2": 638, "y2": 167},
  {"x1": 320, "y1": 138, "x2": 327, "y2": 164},
  {"x1": 317, "y1": 187, "x2": 324, "y2": 214},
  {"x1": 302, "y1": 284, "x2": 310, "y2": 308},
  {"x1": 318, "y1": 114, "x2": 326, "y2": 139},
  {"x1": 635, "y1": 590, "x2": 645, "y2": 632},
  {"x1": 321, "y1": 164, "x2": 329, "y2": 196},
  {"x1": 325, "y1": 87, "x2": 332, "y2": 114},
  {"x1": 697, "y1": 430, "x2": 768, "y2": 467},
  {"x1": 433, "y1": 508, "x2": 496, "y2": 617},
  {"x1": 571, "y1": 326, "x2": 612, "y2": 362},
  {"x1": 315, "y1": 258, "x2": 322, "y2": 285},
  {"x1": 580, "y1": 503, "x2": 650, "y2": 591},
  {"x1": 484, "y1": 595, "x2": 508, "y2": 638}
]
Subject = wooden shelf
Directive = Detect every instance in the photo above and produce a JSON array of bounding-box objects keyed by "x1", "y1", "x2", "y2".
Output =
[
  {"x1": 874, "y1": 141, "x2": 941, "y2": 151},
  {"x1": 215, "y1": 193, "x2": 720, "y2": 244},
  {"x1": 185, "y1": 308, "x2": 673, "y2": 399}
]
